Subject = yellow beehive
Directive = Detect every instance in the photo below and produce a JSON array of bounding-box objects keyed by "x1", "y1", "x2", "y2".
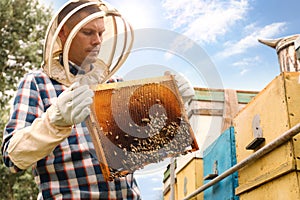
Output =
[
  {"x1": 237, "y1": 172, "x2": 300, "y2": 200},
  {"x1": 176, "y1": 157, "x2": 203, "y2": 200},
  {"x1": 163, "y1": 184, "x2": 178, "y2": 200},
  {"x1": 233, "y1": 72, "x2": 300, "y2": 199}
]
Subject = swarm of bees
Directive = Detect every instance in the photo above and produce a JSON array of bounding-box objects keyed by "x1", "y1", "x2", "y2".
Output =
[{"x1": 89, "y1": 76, "x2": 198, "y2": 179}]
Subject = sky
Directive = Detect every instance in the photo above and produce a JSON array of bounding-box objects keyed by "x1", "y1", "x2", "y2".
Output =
[{"x1": 39, "y1": 0, "x2": 300, "y2": 199}]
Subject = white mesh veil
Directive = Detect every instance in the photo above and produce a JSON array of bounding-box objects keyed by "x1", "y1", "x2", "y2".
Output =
[{"x1": 42, "y1": 0, "x2": 134, "y2": 86}]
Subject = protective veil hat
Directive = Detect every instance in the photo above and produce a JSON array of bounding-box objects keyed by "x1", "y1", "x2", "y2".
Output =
[{"x1": 42, "y1": 0, "x2": 134, "y2": 86}]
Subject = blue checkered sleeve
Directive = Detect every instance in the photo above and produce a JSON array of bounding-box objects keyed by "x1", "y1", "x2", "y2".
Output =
[{"x1": 1, "y1": 71, "x2": 54, "y2": 172}]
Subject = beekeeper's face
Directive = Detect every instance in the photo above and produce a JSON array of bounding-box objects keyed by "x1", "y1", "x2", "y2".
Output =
[{"x1": 59, "y1": 15, "x2": 105, "y2": 68}]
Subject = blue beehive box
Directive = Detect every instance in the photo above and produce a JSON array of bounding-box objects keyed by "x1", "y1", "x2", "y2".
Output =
[{"x1": 203, "y1": 126, "x2": 239, "y2": 200}]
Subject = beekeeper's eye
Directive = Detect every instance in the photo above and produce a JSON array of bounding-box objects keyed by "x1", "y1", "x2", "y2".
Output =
[
  {"x1": 81, "y1": 29, "x2": 94, "y2": 36},
  {"x1": 98, "y1": 30, "x2": 105, "y2": 37}
]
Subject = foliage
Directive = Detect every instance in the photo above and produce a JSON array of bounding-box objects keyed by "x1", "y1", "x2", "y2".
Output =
[{"x1": 0, "y1": 0, "x2": 52, "y2": 199}]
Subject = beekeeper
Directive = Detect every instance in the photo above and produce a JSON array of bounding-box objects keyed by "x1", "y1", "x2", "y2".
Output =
[{"x1": 1, "y1": 0, "x2": 194, "y2": 199}]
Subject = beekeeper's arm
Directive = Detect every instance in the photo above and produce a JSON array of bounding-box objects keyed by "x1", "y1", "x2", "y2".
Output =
[{"x1": 2, "y1": 78, "x2": 93, "y2": 172}]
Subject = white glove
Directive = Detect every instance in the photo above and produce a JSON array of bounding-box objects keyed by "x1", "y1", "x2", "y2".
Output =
[
  {"x1": 47, "y1": 82, "x2": 94, "y2": 127},
  {"x1": 165, "y1": 71, "x2": 195, "y2": 104}
]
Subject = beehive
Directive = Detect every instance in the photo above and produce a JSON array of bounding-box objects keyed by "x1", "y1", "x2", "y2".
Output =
[
  {"x1": 176, "y1": 157, "x2": 203, "y2": 200},
  {"x1": 233, "y1": 72, "x2": 300, "y2": 199},
  {"x1": 203, "y1": 126, "x2": 239, "y2": 200},
  {"x1": 87, "y1": 75, "x2": 198, "y2": 180}
]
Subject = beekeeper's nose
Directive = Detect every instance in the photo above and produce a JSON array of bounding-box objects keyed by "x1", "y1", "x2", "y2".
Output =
[{"x1": 92, "y1": 33, "x2": 103, "y2": 46}]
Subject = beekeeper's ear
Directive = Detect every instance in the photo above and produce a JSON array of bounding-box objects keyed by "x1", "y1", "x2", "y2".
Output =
[{"x1": 58, "y1": 25, "x2": 69, "y2": 45}]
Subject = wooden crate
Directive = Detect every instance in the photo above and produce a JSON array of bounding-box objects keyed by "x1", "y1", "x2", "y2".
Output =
[
  {"x1": 203, "y1": 127, "x2": 239, "y2": 200},
  {"x1": 87, "y1": 75, "x2": 199, "y2": 180},
  {"x1": 233, "y1": 72, "x2": 300, "y2": 197}
]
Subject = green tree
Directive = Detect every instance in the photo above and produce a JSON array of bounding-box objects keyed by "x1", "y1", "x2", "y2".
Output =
[{"x1": 0, "y1": 0, "x2": 52, "y2": 199}]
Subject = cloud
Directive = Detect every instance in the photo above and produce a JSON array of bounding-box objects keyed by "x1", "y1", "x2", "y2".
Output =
[
  {"x1": 135, "y1": 168, "x2": 165, "y2": 179},
  {"x1": 153, "y1": 187, "x2": 163, "y2": 191},
  {"x1": 240, "y1": 68, "x2": 249, "y2": 75},
  {"x1": 232, "y1": 56, "x2": 261, "y2": 67},
  {"x1": 219, "y1": 22, "x2": 287, "y2": 58},
  {"x1": 232, "y1": 56, "x2": 262, "y2": 76},
  {"x1": 151, "y1": 177, "x2": 162, "y2": 182},
  {"x1": 108, "y1": 0, "x2": 166, "y2": 29},
  {"x1": 162, "y1": 0, "x2": 249, "y2": 43}
]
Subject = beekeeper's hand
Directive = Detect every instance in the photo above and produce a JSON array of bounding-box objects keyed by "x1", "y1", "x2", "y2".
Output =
[
  {"x1": 165, "y1": 71, "x2": 195, "y2": 104},
  {"x1": 47, "y1": 82, "x2": 94, "y2": 127}
]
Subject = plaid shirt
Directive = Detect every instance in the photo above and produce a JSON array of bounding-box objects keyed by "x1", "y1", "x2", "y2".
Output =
[{"x1": 1, "y1": 69, "x2": 141, "y2": 200}]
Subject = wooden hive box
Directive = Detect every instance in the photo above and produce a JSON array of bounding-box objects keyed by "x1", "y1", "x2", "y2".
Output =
[
  {"x1": 87, "y1": 75, "x2": 199, "y2": 180},
  {"x1": 203, "y1": 126, "x2": 239, "y2": 200},
  {"x1": 233, "y1": 72, "x2": 300, "y2": 199},
  {"x1": 176, "y1": 157, "x2": 203, "y2": 200}
]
